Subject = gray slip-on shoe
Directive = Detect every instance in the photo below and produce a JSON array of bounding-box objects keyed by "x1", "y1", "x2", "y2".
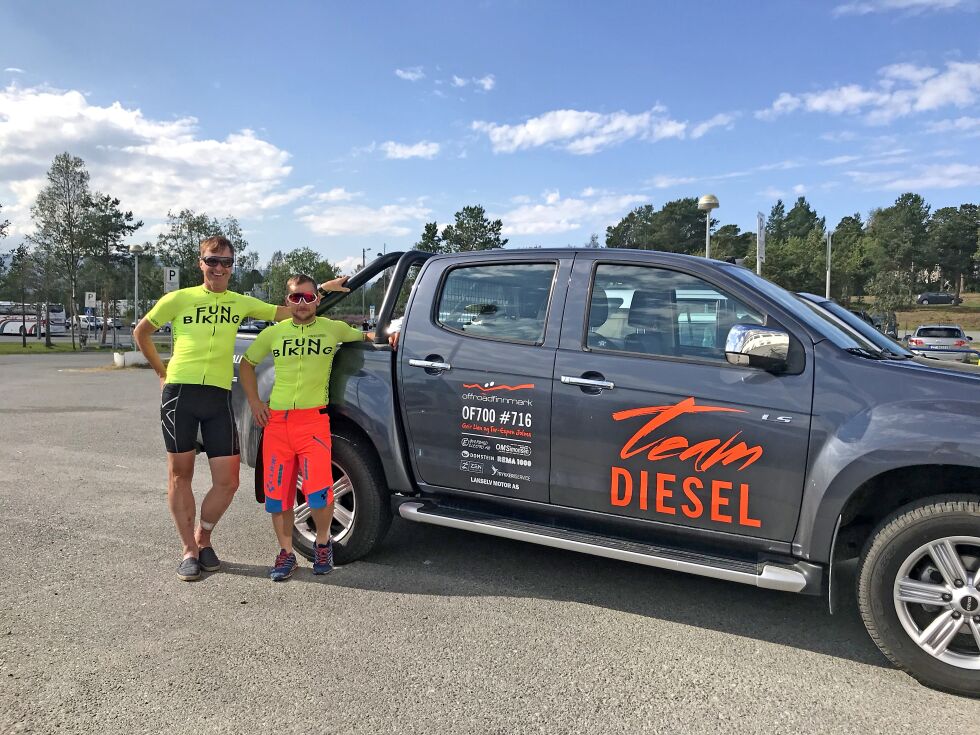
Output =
[
  {"x1": 198, "y1": 546, "x2": 220, "y2": 572},
  {"x1": 177, "y1": 557, "x2": 201, "y2": 581}
]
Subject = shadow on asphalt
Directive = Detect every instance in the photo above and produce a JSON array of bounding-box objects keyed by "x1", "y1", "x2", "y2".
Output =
[{"x1": 318, "y1": 518, "x2": 889, "y2": 670}]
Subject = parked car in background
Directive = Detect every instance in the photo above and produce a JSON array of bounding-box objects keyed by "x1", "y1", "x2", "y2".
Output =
[
  {"x1": 916, "y1": 292, "x2": 962, "y2": 306},
  {"x1": 237, "y1": 319, "x2": 270, "y2": 334},
  {"x1": 908, "y1": 324, "x2": 974, "y2": 362}
]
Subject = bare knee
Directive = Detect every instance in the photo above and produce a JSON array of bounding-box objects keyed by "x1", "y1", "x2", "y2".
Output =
[{"x1": 214, "y1": 478, "x2": 239, "y2": 497}]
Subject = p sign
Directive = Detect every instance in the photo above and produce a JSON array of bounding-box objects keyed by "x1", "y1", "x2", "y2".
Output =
[
  {"x1": 164, "y1": 268, "x2": 180, "y2": 293},
  {"x1": 84, "y1": 292, "x2": 97, "y2": 308}
]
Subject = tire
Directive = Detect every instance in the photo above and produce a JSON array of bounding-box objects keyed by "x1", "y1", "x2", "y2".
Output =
[
  {"x1": 858, "y1": 497, "x2": 980, "y2": 696},
  {"x1": 291, "y1": 431, "x2": 391, "y2": 565},
  {"x1": 921, "y1": 299, "x2": 930, "y2": 305}
]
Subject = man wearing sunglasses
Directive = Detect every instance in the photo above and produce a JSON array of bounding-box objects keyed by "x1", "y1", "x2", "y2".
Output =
[
  {"x1": 238, "y1": 274, "x2": 372, "y2": 580},
  {"x1": 133, "y1": 237, "x2": 350, "y2": 581}
]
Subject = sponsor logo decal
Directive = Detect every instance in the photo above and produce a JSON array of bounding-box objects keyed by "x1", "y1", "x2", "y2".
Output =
[{"x1": 609, "y1": 397, "x2": 763, "y2": 528}]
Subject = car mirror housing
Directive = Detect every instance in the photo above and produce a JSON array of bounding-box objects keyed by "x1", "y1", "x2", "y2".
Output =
[{"x1": 725, "y1": 324, "x2": 790, "y2": 373}]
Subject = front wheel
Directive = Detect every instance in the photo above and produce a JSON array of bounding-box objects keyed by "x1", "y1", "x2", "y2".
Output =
[
  {"x1": 921, "y1": 299, "x2": 930, "y2": 305},
  {"x1": 292, "y1": 432, "x2": 391, "y2": 565},
  {"x1": 858, "y1": 498, "x2": 980, "y2": 696}
]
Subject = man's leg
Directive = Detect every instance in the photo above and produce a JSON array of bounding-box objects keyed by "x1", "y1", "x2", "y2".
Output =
[
  {"x1": 271, "y1": 507, "x2": 295, "y2": 554},
  {"x1": 310, "y1": 503, "x2": 333, "y2": 546},
  {"x1": 196, "y1": 454, "x2": 240, "y2": 550},
  {"x1": 167, "y1": 450, "x2": 199, "y2": 559}
]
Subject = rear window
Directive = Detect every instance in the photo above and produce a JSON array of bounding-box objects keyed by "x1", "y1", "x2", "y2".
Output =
[{"x1": 916, "y1": 327, "x2": 963, "y2": 338}]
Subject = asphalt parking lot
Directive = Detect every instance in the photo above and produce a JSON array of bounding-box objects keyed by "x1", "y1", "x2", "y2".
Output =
[{"x1": 1, "y1": 353, "x2": 979, "y2": 734}]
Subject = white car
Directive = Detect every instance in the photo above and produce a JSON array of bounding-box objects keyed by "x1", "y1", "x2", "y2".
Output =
[{"x1": 907, "y1": 324, "x2": 974, "y2": 362}]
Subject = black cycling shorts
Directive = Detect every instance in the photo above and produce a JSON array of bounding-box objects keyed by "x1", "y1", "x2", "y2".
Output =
[{"x1": 160, "y1": 384, "x2": 240, "y2": 457}]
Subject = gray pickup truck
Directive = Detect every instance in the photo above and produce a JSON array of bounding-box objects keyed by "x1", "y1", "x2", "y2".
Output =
[{"x1": 234, "y1": 248, "x2": 980, "y2": 696}]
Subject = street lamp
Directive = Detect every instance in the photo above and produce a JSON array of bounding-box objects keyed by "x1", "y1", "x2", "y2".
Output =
[
  {"x1": 697, "y1": 194, "x2": 719, "y2": 259},
  {"x1": 361, "y1": 247, "x2": 372, "y2": 319},
  {"x1": 129, "y1": 243, "x2": 147, "y2": 328}
]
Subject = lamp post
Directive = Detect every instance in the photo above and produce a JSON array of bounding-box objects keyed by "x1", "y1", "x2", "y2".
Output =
[
  {"x1": 361, "y1": 246, "x2": 372, "y2": 319},
  {"x1": 825, "y1": 232, "x2": 833, "y2": 299},
  {"x1": 697, "y1": 194, "x2": 719, "y2": 259},
  {"x1": 129, "y1": 243, "x2": 147, "y2": 329}
]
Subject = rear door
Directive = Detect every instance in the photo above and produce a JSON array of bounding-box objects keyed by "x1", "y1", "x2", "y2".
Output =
[
  {"x1": 399, "y1": 255, "x2": 571, "y2": 503},
  {"x1": 549, "y1": 254, "x2": 814, "y2": 542}
]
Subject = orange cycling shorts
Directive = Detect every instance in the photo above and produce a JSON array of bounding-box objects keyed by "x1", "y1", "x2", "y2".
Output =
[{"x1": 262, "y1": 407, "x2": 333, "y2": 514}]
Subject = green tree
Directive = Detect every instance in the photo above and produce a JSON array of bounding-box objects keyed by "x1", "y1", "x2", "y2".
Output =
[
  {"x1": 28, "y1": 152, "x2": 93, "y2": 349},
  {"x1": 156, "y1": 209, "x2": 254, "y2": 288},
  {"x1": 831, "y1": 213, "x2": 872, "y2": 302},
  {"x1": 867, "y1": 269, "x2": 914, "y2": 316},
  {"x1": 765, "y1": 200, "x2": 787, "y2": 243},
  {"x1": 711, "y1": 224, "x2": 752, "y2": 262},
  {"x1": 930, "y1": 204, "x2": 978, "y2": 296},
  {"x1": 415, "y1": 222, "x2": 442, "y2": 252},
  {"x1": 263, "y1": 247, "x2": 339, "y2": 305},
  {"x1": 0, "y1": 202, "x2": 9, "y2": 240},
  {"x1": 605, "y1": 198, "x2": 710, "y2": 254},
  {"x1": 784, "y1": 196, "x2": 825, "y2": 241},
  {"x1": 5, "y1": 244, "x2": 34, "y2": 347},
  {"x1": 440, "y1": 205, "x2": 508, "y2": 252},
  {"x1": 85, "y1": 193, "x2": 142, "y2": 343},
  {"x1": 867, "y1": 193, "x2": 931, "y2": 284}
]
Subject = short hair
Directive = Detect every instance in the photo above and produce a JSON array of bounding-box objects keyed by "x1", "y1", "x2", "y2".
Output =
[
  {"x1": 199, "y1": 236, "x2": 235, "y2": 258},
  {"x1": 286, "y1": 273, "x2": 317, "y2": 291}
]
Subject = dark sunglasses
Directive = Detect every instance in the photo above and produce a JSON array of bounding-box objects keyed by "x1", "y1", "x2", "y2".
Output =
[
  {"x1": 201, "y1": 256, "x2": 234, "y2": 268},
  {"x1": 286, "y1": 292, "x2": 318, "y2": 304}
]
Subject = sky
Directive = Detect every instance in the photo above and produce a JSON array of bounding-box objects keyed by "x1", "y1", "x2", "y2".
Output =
[{"x1": 1, "y1": 0, "x2": 979, "y2": 273}]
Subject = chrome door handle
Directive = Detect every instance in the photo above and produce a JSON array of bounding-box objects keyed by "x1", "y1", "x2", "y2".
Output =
[
  {"x1": 561, "y1": 376, "x2": 614, "y2": 390},
  {"x1": 409, "y1": 359, "x2": 452, "y2": 371}
]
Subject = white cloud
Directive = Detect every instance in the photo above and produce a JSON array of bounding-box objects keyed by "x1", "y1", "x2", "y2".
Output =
[
  {"x1": 792, "y1": 184, "x2": 808, "y2": 195},
  {"x1": 0, "y1": 84, "x2": 305, "y2": 235},
  {"x1": 651, "y1": 174, "x2": 700, "y2": 189},
  {"x1": 395, "y1": 67, "x2": 425, "y2": 82},
  {"x1": 333, "y1": 255, "x2": 363, "y2": 275},
  {"x1": 380, "y1": 140, "x2": 440, "y2": 159},
  {"x1": 833, "y1": 0, "x2": 974, "y2": 16},
  {"x1": 689, "y1": 112, "x2": 738, "y2": 139},
  {"x1": 450, "y1": 74, "x2": 496, "y2": 91},
  {"x1": 820, "y1": 130, "x2": 859, "y2": 142},
  {"x1": 925, "y1": 115, "x2": 980, "y2": 133},
  {"x1": 756, "y1": 60, "x2": 980, "y2": 124},
  {"x1": 848, "y1": 162, "x2": 980, "y2": 189},
  {"x1": 314, "y1": 187, "x2": 360, "y2": 202},
  {"x1": 299, "y1": 201, "x2": 431, "y2": 237},
  {"x1": 472, "y1": 107, "x2": 688, "y2": 155},
  {"x1": 4, "y1": 68, "x2": 25, "y2": 74},
  {"x1": 759, "y1": 187, "x2": 786, "y2": 199},
  {"x1": 498, "y1": 191, "x2": 646, "y2": 236},
  {"x1": 821, "y1": 154, "x2": 862, "y2": 165}
]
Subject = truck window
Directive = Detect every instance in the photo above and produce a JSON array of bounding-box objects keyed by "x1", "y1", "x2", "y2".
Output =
[
  {"x1": 436, "y1": 263, "x2": 556, "y2": 344},
  {"x1": 588, "y1": 264, "x2": 763, "y2": 361}
]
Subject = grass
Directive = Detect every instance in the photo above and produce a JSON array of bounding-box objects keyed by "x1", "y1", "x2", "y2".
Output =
[
  {"x1": 851, "y1": 292, "x2": 980, "y2": 332},
  {"x1": 0, "y1": 340, "x2": 170, "y2": 356}
]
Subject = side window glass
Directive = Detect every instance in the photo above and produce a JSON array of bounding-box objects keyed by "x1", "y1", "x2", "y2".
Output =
[
  {"x1": 437, "y1": 263, "x2": 556, "y2": 344},
  {"x1": 588, "y1": 264, "x2": 765, "y2": 361}
]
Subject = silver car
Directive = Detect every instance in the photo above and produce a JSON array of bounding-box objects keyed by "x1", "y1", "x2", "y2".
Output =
[{"x1": 908, "y1": 324, "x2": 974, "y2": 362}]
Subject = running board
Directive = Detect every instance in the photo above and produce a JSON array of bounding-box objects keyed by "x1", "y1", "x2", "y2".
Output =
[{"x1": 398, "y1": 502, "x2": 807, "y2": 593}]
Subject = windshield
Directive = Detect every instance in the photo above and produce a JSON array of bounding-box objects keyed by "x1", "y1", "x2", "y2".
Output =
[
  {"x1": 916, "y1": 327, "x2": 963, "y2": 339},
  {"x1": 725, "y1": 266, "x2": 885, "y2": 352},
  {"x1": 808, "y1": 298, "x2": 912, "y2": 357}
]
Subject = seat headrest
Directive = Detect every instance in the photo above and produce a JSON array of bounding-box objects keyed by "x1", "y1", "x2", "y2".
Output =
[
  {"x1": 628, "y1": 291, "x2": 670, "y2": 329},
  {"x1": 589, "y1": 290, "x2": 608, "y2": 329}
]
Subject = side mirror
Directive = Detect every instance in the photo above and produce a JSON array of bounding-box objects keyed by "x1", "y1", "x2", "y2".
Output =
[{"x1": 725, "y1": 324, "x2": 790, "y2": 373}]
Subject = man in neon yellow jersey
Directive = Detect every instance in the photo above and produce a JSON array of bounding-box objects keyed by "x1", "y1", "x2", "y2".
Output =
[
  {"x1": 239, "y1": 273, "x2": 372, "y2": 580},
  {"x1": 134, "y1": 237, "x2": 350, "y2": 581}
]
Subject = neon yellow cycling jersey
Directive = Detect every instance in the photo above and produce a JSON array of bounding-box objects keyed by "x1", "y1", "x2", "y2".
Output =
[
  {"x1": 146, "y1": 285, "x2": 277, "y2": 389},
  {"x1": 242, "y1": 316, "x2": 364, "y2": 410}
]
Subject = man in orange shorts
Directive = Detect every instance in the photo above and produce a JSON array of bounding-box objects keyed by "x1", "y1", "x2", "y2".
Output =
[{"x1": 238, "y1": 274, "x2": 373, "y2": 580}]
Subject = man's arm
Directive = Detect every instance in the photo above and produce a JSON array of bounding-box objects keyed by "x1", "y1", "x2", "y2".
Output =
[
  {"x1": 239, "y1": 359, "x2": 270, "y2": 428},
  {"x1": 134, "y1": 318, "x2": 167, "y2": 390}
]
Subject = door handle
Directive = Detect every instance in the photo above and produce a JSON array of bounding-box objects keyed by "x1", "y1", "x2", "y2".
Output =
[
  {"x1": 561, "y1": 375, "x2": 615, "y2": 391},
  {"x1": 409, "y1": 358, "x2": 452, "y2": 371}
]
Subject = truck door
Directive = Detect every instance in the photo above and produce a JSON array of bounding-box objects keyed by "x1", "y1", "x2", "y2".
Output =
[
  {"x1": 400, "y1": 256, "x2": 569, "y2": 503},
  {"x1": 550, "y1": 256, "x2": 814, "y2": 542}
]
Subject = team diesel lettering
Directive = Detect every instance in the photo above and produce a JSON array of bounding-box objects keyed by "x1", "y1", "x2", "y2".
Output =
[
  {"x1": 273, "y1": 337, "x2": 334, "y2": 357},
  {"x1": 610, "y1": 397, "x2": 763, "y2": 528},
  {"x1": 185, "y1": 304, "x2": 240, "y2": 325}
]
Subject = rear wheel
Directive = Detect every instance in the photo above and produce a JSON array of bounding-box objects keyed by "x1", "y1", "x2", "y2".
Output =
[
  {"x1": 858, "y1": 498, "x2": 980, "y2": 696},
  {"x1": 291, "y1": 432, "x2": 391, "y2": 565}
]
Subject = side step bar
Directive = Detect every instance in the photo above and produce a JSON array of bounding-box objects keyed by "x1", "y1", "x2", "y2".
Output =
[{"x1": 398, "y1": 501, "x2": 807, "y2": 593}]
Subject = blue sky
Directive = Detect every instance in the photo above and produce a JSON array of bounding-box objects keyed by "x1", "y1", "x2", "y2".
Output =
[{"x1": 1, "y1": 0, "x2": 978, "y2": 272}]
